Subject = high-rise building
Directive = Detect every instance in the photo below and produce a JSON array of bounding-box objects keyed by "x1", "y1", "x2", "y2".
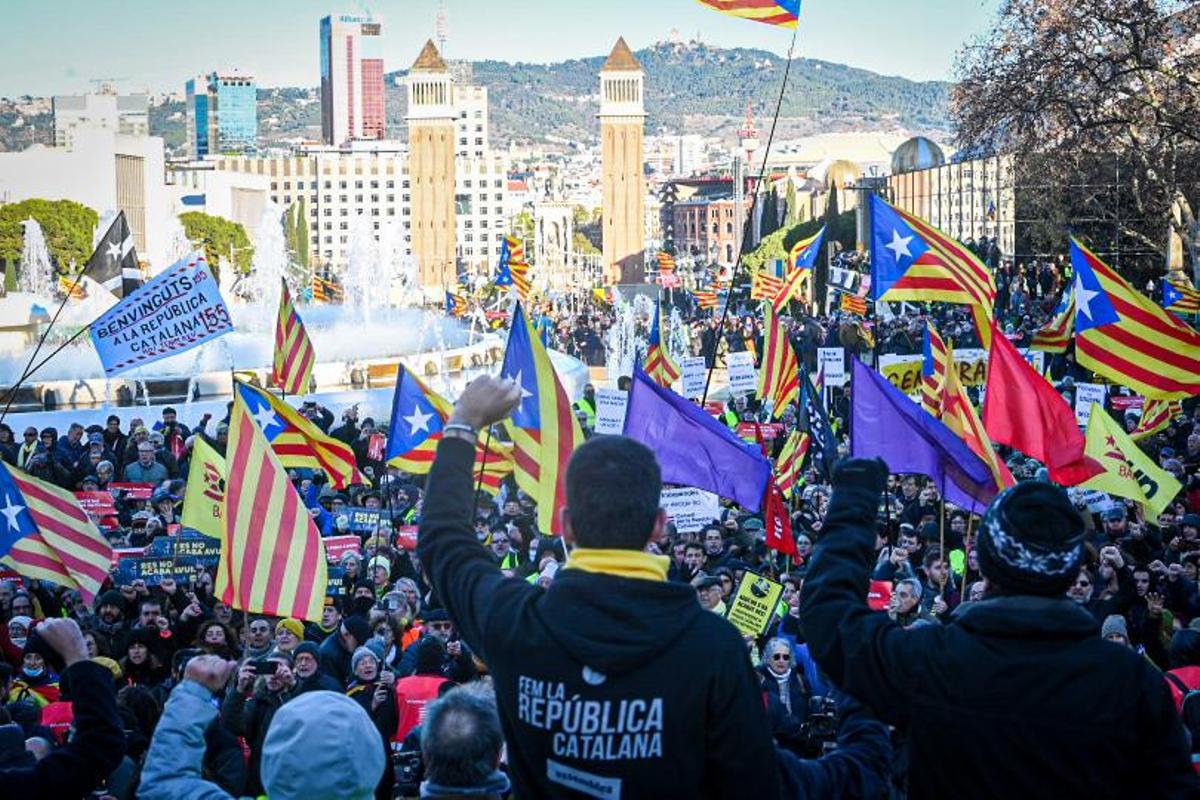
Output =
[
  {"x1": 52, "y1": 90, "x2": 148, "y2": 149},
  {"x1": 599, "y1": 37, "x2": 646, "y2": 285},
  {"x1": 405, "y1": 40, "x2": 457, "y2": 290},
  {"x1": 319, "y1": 13, "x2": 386, "y2": 146},
  {"x1": 186, "y1": 71, "x2": 258, "y2": 158},
  {"x1": 452, "y1": 84, "x2": 489, "y2": 159}
]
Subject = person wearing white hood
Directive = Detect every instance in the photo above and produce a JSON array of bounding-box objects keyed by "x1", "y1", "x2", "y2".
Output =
[{"x1": 139, "y1": 655, "x2": 385, "y2": 800}]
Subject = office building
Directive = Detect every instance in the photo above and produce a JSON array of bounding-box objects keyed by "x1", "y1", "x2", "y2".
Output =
[
  {"x1": 319, "y1": 13, "x2": 386, "y2": 145},
  {"x1": 52, "y1": 90, "x2": 148, "y2": 149},
  {"x1": 185, "y1": 71, "x2": 258, "y2": 158}
]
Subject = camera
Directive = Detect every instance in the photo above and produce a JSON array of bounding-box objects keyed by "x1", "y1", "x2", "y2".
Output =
[
  {"x1": 393, "y1": 749, "x2": 423, "y2": 797},
  {"x1": 249, "y1": 659, "x2": 278, "y2": 676},
  {"x1": 797, "y1": 695, "x2": 839, "y2": 757}
]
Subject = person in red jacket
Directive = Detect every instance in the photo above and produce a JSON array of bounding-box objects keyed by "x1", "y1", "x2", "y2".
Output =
[{"x1": 393, "y1": 637, "x2": 451, "y2": 743}]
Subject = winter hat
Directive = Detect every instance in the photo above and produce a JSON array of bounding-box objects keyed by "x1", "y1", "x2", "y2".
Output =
[
  {"x1": 976, "y1": 482, "x2": 1085, "y2": 597},
  {"x1": 341, "y1": 615, "x2": 372, "y2": 649},
  {"x1": 126, "y1": 627, "x2": 158, "y2": 651},
  {"x1": 414, "y1": 636, "x2": 447, "y2": 675},
  {"x1": 350, "y1": 645, "x2": 379, "y2": 675},
  {"x1": 293, "y1": 641, "x2": 320, "y2": 662},
  {"x1": 96, "y1": 589, "x2": 125, "y2": 612},
  {"x1": 7, "y1": 615, "x2": 32, "y2": 632},
  {"x1": 368, "y1": 555, "x2": 391, "y2": 574},
  {"x1": 1182, "y1": 514, "x2": 1200, "y2": 531},
  {"x1": 363, "y1": 636, "x2": 386, "y2": 663},
  {"x1": 92, "y1": 657, "x2": 123, "y2": 681},
  {"x1": 422, "y1": 607, "x2": 451, "y2": 624},
  {"x1": 260, "y1": 691, "x2": 385, "y2": 800},
  {"x1": 1101, "y1": 614, "x2": 1129, "y2": 643},
  {"x1": 275, "y1": 618, "x2": 304, "y2": 641}
]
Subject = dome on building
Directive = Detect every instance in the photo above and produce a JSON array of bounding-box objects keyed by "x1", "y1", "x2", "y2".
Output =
[
  {"x1": 891, "y1": 136, "x2": 946, "y2": 175},
  {"x1": 818, "y1": 159, "x2": 862, "y2": 190}
]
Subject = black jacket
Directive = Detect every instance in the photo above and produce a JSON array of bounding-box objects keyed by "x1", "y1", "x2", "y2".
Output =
[
  {"x1": 0, "y1": 660, "x2": 126, "y2": 799},
  {"x1": 420, "y1": 437, "x2": 779, "y2": 800},
  {"x1": 800, "y1": 482, "x2": 1197, "y2": 799}
]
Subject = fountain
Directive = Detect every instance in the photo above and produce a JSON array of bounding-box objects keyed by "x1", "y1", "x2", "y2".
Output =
[
  {"x1": 603, "y1": 290, "x2": 656, "y2": 380},
  {"x1": 0, "y1": 210, "x2": 590, "y2": 427},
  {"x1": 19, "y1": 219, "x2": 54, "y2": 299}
]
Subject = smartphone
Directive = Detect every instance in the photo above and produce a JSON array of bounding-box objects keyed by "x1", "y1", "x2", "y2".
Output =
[{"x1": 249, "y1": 659, "x2": 278, "y2": 676}]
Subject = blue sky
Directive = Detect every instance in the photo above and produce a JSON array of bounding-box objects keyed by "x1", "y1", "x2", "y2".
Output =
[{"x1": 0, "y1": 0, "x2": 1000, "y2": 96}]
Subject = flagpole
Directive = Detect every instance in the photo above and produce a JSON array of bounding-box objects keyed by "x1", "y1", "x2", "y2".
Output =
[
  {"x1": 963, "y1": 514, "x2": 974, "y2": 600},
  {"x1": 938, "y1": 477, "x2": 947, "y2": 609},
  {"x1": 701, "y1": 25, "x2": 799, "y2": 406}
]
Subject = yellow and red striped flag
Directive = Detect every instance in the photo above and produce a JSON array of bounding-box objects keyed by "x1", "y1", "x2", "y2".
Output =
[
  {"x1": 693, "y1": 287, "x2": 719, "y2": 310},
  {"x1": 1071, "y1": 238, "x2": 1200, "y2": 398},
  {"x1": 773, "y1": 226, "x2": 824, "y2": 312},
  {"x1": 385, "y1": 364, "x2": 515, "y2": 491},
  {"x1": 235, "y1": 382, "x2": 366, "y2": 489},
  {"x1": 941, "y1": 348, "x2": 1014, "y2": 493},
  {"x1": 696, "y1": 0, "x2": 800, "y2": 28},
  {"x1": 273, "y1": 280, "x2": 315, "y2": 395},
  {"x1": 1129, "y1": 398, "x2": 1183, "y2": 442},
  {"x1": 751, "y1": 269, "x2": 785, "y2": 302},
  {"x1": 217, "y1": 390, "x2": 328, "y2": 622},
  {"x1": 0, "y1": 463, "x2": 112, "y2": 603},
  {"x1": 757, "y1": 304, "x2": 799, "y2": 416},
  {"x1": 509, "y1": 260, "x2": 533, "y2": 303},
  {"x1": 775, "y1": 430, "x2": 811, "y2": 499},
  {"x1": 644, "y1": 301, "x2": 681, "y2": 388},
  {"x1": 501, "y1": 303, "x2": 585, "y2": 534},
  {"x1": 921, "y1": 322, "x2": 949, "y2": 418},
  {"x1": 1163, "y1": 274, "x2": 1200, "y2": 316},
  {"x1": 840, "y1": 292, "x2": 868, "y2": 316},
  {"x1": 1032, "y1": 287, "x2": 1075, "y2": 353},
  {"x1": 656, "y1": 251, "x2": 676, "y2": 273}
]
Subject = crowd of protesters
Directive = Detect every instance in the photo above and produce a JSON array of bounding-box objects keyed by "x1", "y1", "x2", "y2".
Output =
[{"x1": 1, "y1": 240, "x2": 1199, "y2": 796}]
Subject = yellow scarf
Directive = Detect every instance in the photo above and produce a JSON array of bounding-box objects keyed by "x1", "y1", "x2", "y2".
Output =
[{"x1": 565, "y1": 548, "x2": 669, "y2": 582}]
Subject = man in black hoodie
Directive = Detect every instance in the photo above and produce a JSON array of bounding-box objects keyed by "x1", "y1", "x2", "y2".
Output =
[
  {"x1": 420, "y1": 376, "x2": 778, "y2": 799},
  {"x1": 801, "y1": 459, "x2": 1196, "y2": 799}
]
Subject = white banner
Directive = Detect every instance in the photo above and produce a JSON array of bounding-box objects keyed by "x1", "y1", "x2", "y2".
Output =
[
  {"x1": 90, "y1": 252, "x2": 233, "y2": 377},
  {"x1": 1075, "y1": 383, "x2": 1106, "y2": 427},
  {"x1": 817, "y1": 347, "x2": 846, "y2": 387},
  {"x1": 661, "y1": 487, "x2": 721, "y2": 533},
  {"x1": 593, "y1": 389, "x2": 628, "y2": 435},
  {"x1": 680, "y1": 356, "x2": 707, "y2": 399},
  {"x1": 727, "y1": 350, "x2": 757, "y2": 395}
]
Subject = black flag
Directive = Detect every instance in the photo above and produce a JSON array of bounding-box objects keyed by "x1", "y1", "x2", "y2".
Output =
[
  {"x1": 799, "y1": 366, "x2": 838, "y2": 480},
  {"x1": 85, "y1": 212, "x2": 143, "y2": 297}
]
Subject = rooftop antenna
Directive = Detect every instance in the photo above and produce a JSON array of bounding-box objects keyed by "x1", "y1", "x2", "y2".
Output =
[{"x1": 436, "y1": 1, "x2": 448, "y2": 57}]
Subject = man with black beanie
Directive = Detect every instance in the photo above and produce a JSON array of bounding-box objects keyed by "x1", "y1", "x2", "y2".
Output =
[{"x1": 800, "y1": 458, "x2": 1196, "y2": 799}]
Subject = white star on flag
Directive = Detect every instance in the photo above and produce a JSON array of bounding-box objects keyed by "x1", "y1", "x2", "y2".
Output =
[
  {"x1": 885, "y1": 229, "x2": 914, "y2": 262},
  {"x1": 1, "y1": 495, "x2": 25, "y2": 532},
  {"x1": 106, "y1": 241, "x2": 122, "y2": 261},
  {"x1": 506, "y1": 371, "x2": 534, "y2": 401},
  {"x1": 404, "y1": 405, "x2": 434, "y2": 435},
  {"x1": 251, "y1": 404, "x2": 280, "y2": 434},
  {"x1": 1075, "y1": 275, "x2": 1100, "y2": 321}
]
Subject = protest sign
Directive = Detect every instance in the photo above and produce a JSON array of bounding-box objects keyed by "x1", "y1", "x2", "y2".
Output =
[
  {"x1": 326, "y1": 566, "x2": 346, "y2": 597},
  {"x1": 681, "y1": 356, "x2": 707, "y2": 399},
  {"x1": 393, "y1": 525, "x2": 418, "y2": 551},
  {"x1": 144, "y1": 529, "x2": 223, "y2": 568},
  {"x1": 108, "y1": 482, "x2": 154, "y2": 500},
  {"x1": 344, "y1": 506, "x2": 386, "y2": 534},
  {"x1": 726, "y1": 351, "x2": 757, "y2": 395},
  {"x1": 817, "y1": 347, "x2": 846, "y2": 387},
  {"x1": 323, "y1": 535, "x2": 361, "y2": 563},
  {"x1": 1074, "y1": 383, "x2": 1106, "y2": 426},
  {"x1": 112, "y1": 556, "x2": 197, "y2": 587},
  {"x1": 879, "y1": 347, "x2": 1045, "y2": 394},
  {"x1": 660, "y1": 487, "x2": 720, "y2": 533},
  {"x1": 75, "y1": 491, "x2": 117, "y2": 516},
  {"x1": 737, "y1": 422, "x2": 785, "y2": 441},
  {"x1": 725, "y1": 572, "x2": 784, "y2": 636},
  {"x1": 867, "y1": 580, "x2": 893, "y2": 611},
  {"x1": 90, "y1": 252, "x2": 233, "y2": 376},
  {"x1": 593, "y1": 388, "x2": 629, "y2": 435}
]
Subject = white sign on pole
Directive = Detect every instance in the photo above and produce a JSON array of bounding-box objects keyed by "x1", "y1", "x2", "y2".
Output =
[
  {"x1": 680, "y1": 356, "x2": 707, "y2": 399},
  {"x1": 660, "y1": 487, "x2": 721, "y2": 533},
  {"x1": 727, "y1": 351, "x2": 757, "y2": 395},
  {"x1": 1074, "y1": 384, "x2": 1106, "y2": 427},
  {"x1": 593, "y1": 389, "x2": 628, "y2": 435},
  {"x1": 817, "y1": 347, "x2": 846, "y2": 387}
]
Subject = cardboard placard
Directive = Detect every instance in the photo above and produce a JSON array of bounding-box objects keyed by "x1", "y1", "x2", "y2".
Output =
[
  {"x1": 343, "y1": 507, "x2": 387, "y2": 534},
  {"x1": 726, "y1": 351, "x2": 757, "y2": 395},
  {"x1": 112, "y1": 556, "x2": 201, "y2": 587},
  {"x1": 323, "y1": 534, "x2": 362, "y2": 563},
  {"x1": 1074, "y1": 383, "x2": 1106, "y2": 427},
  {"x1": 593, "y1": 389, "x2": 629, "y2": 436},
  {"x1": 867, "y1": 580, "x2": 893, "y2": 611},
  {"x1": 393, "y1": 525, "x2": 418, "y2": 551},
  {"x1": 681, "y1": 356, "x2": 708, "y2": 399},
  {"x1": 326, "y1": 566, "x2": 346, "y2": 597},
  {"x1": 108, "y1": 482, "x2": 155, "y2": 500},
  {"x1": 817, "y1": 347, "x2": 846, "y2": 387},
  {"x1": 725, "y1": 572, "x2": 784, "y2": 636},
  {"x1": 660, "y1": 487, "x2": 721, "y2": 534},
  {"x1": 75, "y1": 491, "x2": 117, "y2": 517}
]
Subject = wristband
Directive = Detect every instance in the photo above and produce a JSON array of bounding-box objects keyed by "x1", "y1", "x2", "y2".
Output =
[{"x1": 443, "y1": 423, "x2": 478, "y2": 442}]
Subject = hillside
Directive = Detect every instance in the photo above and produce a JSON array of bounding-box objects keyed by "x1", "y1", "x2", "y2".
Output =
[{"x1": 0, "y1": 40, "x2": 951, "y2": 154}]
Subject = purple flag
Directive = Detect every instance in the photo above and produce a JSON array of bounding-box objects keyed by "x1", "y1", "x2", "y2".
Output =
[
  {"x1": 623, "y1": 367, "x2": 771, "y2": 511},
  {"x1": 850, "y1": 358, "x2": 997, "y2": 513}
]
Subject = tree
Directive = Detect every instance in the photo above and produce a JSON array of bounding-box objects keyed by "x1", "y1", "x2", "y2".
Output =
[
  {"x1": 295, "y1": 197, "x2": 310, "y2": 269},
  {"x1": 759, "y1": 186, "x2": 780, "y2": 240},
  {"x1": 179, "y1": 211, "x2": 253, "y2": 281},
  {"x1": 953, "y1": 0, "x2": 1200, "y2": 279},
  {"x1": 0, "y1": 198, "x2": 99, "y2": 272},
  {"x1": 284, "y1": 203, "x2": 298, "y2": 259}
]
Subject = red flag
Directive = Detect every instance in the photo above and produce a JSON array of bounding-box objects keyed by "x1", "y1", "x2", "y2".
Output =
[
  {"x1": 763, "y1": 479, "x2": 797, "y2": 556},
  {"x1": 982, "y1": 322, "x2": 1102, "y2": 486}
]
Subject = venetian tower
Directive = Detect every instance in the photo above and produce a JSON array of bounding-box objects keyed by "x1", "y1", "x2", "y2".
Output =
[
  {"x1": 599, "y1": 37, "x2": 646, "y2": 285},
  {"x1": 405, "y1": 40, "x2": 456, "y2": 290}
]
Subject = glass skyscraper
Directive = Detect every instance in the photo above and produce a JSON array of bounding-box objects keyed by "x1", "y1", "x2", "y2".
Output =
[{"x1": 186, "y1": 72, "x2": 257, "y2": 158}]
